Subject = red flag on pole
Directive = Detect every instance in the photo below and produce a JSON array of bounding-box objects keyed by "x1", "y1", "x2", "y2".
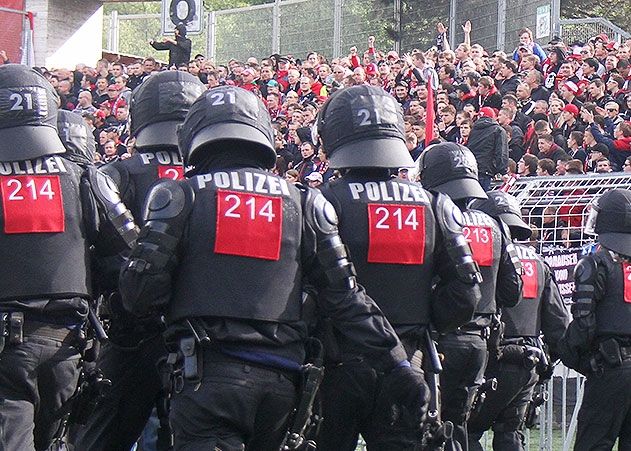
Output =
[{"x1": 424, "y1": 75, "x2": 435, "y2": 147}]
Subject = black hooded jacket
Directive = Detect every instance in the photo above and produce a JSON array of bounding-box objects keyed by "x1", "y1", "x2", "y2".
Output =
[
  {"x1": 467, "y1": 117, "x2": 509, "y2": 176},
  {"x1": 150, "y1": 25, "x2": 192, "y2": 67}
]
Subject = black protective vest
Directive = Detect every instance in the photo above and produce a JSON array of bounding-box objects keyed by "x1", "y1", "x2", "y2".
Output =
[
  {"x1": 169, "y1": 168, "x2": 304, "y2": 323},
  {"x1": 321, "y1": 176, "x2": 435, "y2": 326},
  {"x1": 462, "y1": 209, "x2": 502, "y2": 315},
  {"x1": 0, "y1": 156, "x2": 91, "y2": 301},
  {"x1": 594, "y1": 251, "x2": 631, "y2": 336},
  {"x1": 503, "y1": 244, "x2": 545, "y2": 337},
  {"x1": 104, "y1": 149, "x2": 184, "y2": 224}
]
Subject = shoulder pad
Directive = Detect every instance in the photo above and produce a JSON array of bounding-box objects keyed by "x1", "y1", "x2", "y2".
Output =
[
  {"x1": 144, "y1": 179, "x2": 195, "y2": 223},
  {"x1": 574, "y1": 256, "x2": 597, "y2": 284},
  {"x1": 101, "y1": 162, "x2": 128, "y2": 193},
  {"x1": 87, "y1": 166, "x2": 122, "y2": 205},
  {"x1": 85, "y1": 166, "x2": 139, "y2": 248},
  {"x1": 433, "y1": 192, "x2": 465, "y2": 234},
  {"x1": 302, "y1": 187, "x2": 339, "y2": 235}
]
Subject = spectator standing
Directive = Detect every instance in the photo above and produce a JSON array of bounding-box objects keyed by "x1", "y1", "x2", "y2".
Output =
[
  {"x1": 149, "y1": 23, "x2": 191, "y2": 68},
  {"x1": 467, "y1": 107, "x2": 509, "y2": 190},
  {"x1": 512, "y1": 27, "x2": 547, "y2": 63}
]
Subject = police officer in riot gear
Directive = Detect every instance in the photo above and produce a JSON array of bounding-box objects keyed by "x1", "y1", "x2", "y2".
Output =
[
  {"x1": 418, "y1": 142, "x2": 523, "y2": 451},
  {"x1": 467, "y1": 191, "x2": 570, "y2": 451},
  {"x1": 0, "y1": 64, "x2": 137, "y2": 451},
  {"x1": 558, "y1": 189, "x2": 631, "y2": 450},
  {"x1": 314, "y1": 85, "x2": 482, "y2": 450},
  {"x1": 73, "y1": 70, "x2": 206, "y2": 451},
  {"x1": 119, "y1": 86, "x2": 428, "y2": 450}
]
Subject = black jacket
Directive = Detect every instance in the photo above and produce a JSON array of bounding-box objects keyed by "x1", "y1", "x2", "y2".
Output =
[
  {"x1": 150, "y1": 36, "x2": 192, "y2": 68},
  {"x1": 467, "y1": 117, "x2": 509, "y2": 176}
]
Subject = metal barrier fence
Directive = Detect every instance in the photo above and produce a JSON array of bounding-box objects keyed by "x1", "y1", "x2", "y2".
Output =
[
  {"x1": 104, "y1": 0, "x2": 561, "y2": 65},
  {"x1": 560, "y1": 17, "x2": 631, "y2": 45},
  {"x1": 506, "y1": 172, "x2": 631, "y2": 253}
]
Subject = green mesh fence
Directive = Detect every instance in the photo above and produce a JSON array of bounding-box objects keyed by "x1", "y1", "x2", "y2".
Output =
[
  {"x1": 278, "y1": 0, "x2": 335, "y2": 60},
  {"x1": 102, "y1": 1, "x2": 578, "y2": 64},
  {"x1": 214, "y1": 7, "x2": 274, "y2": 64}
]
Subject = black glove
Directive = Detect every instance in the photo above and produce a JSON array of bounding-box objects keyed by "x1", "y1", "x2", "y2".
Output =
[{"x1": 375, "y1": 365, "x2": 429, "y2": 428}]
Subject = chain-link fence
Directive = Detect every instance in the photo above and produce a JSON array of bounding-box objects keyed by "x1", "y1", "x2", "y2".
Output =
[
  {"x1": 0, "y1": 4, "x2": 26, "y2": 63},
  {"x1": 105, "y1": 0, "x2": 566, "y2": 65},
  {"x1": 560, "y1": 17, "x2": 631, "y2": 45}
]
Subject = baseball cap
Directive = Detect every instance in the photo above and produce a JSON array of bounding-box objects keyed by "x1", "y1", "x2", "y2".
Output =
[
  {"x1": 267, "y1": 79, "x2": 280, "y2": 87},
  {"x1": 417, "y1": 142, "x2": 487, "y2": 201},
  {"x1": 365, "y1": 63, "x2": 378, "y2": 77},
  {"x1": 242, "y1": 68, "x2": 256, "y2": 77},
  {"x1": 131, "y1": 71, "x2": 205, "y2": 148},
  {"x1": 562, "y1": 103, "x2": 579, "y2": 117},
  {"x1": 387, "y1": 50, "x2": 399, "y2": 60},
  {"x1": 479, "y1": 107, "x2": 497, "y2": 119},
  {"x1": 0, "y1": 64, "x2": 65, "y2": 161},
  {"x1": 563, "y1": 81, "x2": 580, "y2": 95},
  {"x1": 305, "y1": 172, "x2": 323, "y2": 183},
  {"x1": 178, "y1": 86, "x2": 276, "y2": 168}
]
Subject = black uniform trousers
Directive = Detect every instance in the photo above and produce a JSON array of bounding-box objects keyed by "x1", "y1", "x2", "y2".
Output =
[
  {"x1": 0, "y1": 331, "x2": 81, "y2": 451},
  {"x1": 574, "y1": 358, "x2": 631, "y2": 450},
  {"x1": 438, "y1": 332, "x2": 488, "y2": 451},
  {"x1": 467, "y1": 360, "x2": 538, "y2": 451},
  {"x1": 169, "y1": 349, "x2": 297, "y2": 451},
  {"x1": 71, "y1": 333, "x2": 165, "y2": 451},
  {"x1": 318, "y1": 360, "x2": 422, "y2": 451}
]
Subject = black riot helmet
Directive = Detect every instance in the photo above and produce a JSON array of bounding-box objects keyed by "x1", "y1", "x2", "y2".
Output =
[
  {"x1": 584, "y1": 189, "x2": 631, "y2": 257},
  {"x1": 0, "y1": 64, "x2": 65, "y2": 161},
  {"x1": 315, "y1": 85, "x2": 413, "y2": 169},
  {"x1": 178, "y1": 86, "x2": 276, "y2": 168},
  {"x1": 57, "y1": 110, "x2": 96, "y2": 166},
  {"x1": 417, "y1": 142, "x2": 487, "y2": 201},
  {"x1": 472, "y1": 191, "x2": 532, "y2": 240},
  {"x1": 131, "y1": 70, "x2": 205, "y2": 149}
]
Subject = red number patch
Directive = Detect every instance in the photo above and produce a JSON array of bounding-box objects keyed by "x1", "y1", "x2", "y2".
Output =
[
  {"x1": 214, "y1": 190, "x2": 282, "y2": 261},
  {"x1": 463, "y1": 225, "x2": 494, "y2": 267},
  {"x1": 158, "y1": 165, "x2": 184, "y2": 180},
  {"x1": 1, "y1": 175, "x2": 64, "y2": 234},
  {"x1": 367, "y1": 203, "x2": 425, "y2": 265},
  {"x1": 623, "y1": 263, "x2": 631, "y2": 303},
  {"x1": 521, "y1": 259, "x2": 539, "y2": 299}
]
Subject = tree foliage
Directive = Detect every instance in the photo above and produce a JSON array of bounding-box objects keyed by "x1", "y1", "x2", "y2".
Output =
[{"x1": 561, "y1": 0, "x2": 631, "y2": 33}]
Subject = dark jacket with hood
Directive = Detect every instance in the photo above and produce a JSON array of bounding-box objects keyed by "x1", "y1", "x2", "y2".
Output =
[
  {"x1": 150, "y1": 24, "x2": 192, "y2": 67},
  {"x1": 467, "y1": 117, "x2": 509, "y2": 176}
]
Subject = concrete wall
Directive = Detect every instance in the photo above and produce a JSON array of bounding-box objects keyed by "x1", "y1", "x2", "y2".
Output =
[{"x1": 26, "y1": 0, "x2": 103, "y2": 68}]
